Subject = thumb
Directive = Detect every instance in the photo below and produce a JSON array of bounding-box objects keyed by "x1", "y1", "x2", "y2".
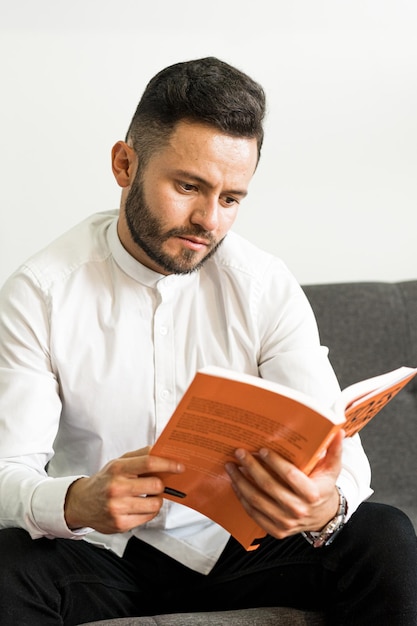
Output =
[
  {"x1": 122, "y1": 446, "x2": 152, "y2": 459},
  {"x1": 311, "y1": 429, "x2": 345, "y2": 476}
]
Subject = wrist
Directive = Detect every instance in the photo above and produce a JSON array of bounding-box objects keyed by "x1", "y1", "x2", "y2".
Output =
[
  {"x1": 64, "y1": 477, "x2": 88, "y2": 530},
  {"x1": 302, "y1": 486, "x2": 348, "y2": 548}
]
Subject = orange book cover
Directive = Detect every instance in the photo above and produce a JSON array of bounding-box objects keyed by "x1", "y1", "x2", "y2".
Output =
[{"x1": 151, "y1": 365, "x2": 417, "y2": 550}]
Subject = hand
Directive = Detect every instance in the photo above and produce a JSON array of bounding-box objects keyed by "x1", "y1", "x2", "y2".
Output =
[
  {"x1": 64, "y1": 447, "x2": 184, "y2": 534},
  {"x1": 225, "y1": 430, "x2": 344, "y2": 539}
]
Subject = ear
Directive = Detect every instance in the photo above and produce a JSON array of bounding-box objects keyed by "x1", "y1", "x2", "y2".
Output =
[{"x1": 111, "y1": 141, "x2": 137, "y2": 188}]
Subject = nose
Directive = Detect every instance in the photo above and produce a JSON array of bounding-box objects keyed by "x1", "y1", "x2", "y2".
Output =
[{"x1": 190, "y1": 196, "x2": 219, "y2": 232}]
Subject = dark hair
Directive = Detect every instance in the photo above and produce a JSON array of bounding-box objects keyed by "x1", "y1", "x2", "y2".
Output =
[{"x1": 125, "y1": 56, "x2": 266, "y2": 168}]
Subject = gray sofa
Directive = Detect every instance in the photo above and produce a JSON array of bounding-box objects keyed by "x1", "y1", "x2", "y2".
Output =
[{"x1": 81, "y1": 280, "x2": 417, "y2": 626}]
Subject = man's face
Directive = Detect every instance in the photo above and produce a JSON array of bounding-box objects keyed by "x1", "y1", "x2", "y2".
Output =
[{"x1": 121, "y1": 120, "x2": 258, "y2": 275}]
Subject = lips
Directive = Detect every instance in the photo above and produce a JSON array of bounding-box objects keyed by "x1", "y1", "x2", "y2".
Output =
[
  {"x1": 181, "y1": 236, "x2": 210, "y2": 246},
  {"x1": 178, "y1": 236, "x2": 211, "y2": 251}
]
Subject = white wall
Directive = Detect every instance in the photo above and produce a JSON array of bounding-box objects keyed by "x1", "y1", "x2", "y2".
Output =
[{"x1": 1, "y1": 0, "x2": 416, "y2": 286}]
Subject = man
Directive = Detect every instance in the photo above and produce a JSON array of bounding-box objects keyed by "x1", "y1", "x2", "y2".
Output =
[{"x1": 0, "y1": 57, "x2": 416, "y2": 625}]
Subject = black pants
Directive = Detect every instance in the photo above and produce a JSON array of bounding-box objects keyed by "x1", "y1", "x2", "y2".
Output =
[{"x1": 0, "y1": 503, "x2": 416, "y2": 626}]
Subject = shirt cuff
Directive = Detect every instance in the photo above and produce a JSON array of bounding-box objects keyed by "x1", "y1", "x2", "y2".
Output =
[
  {"x1": 337, "y1": 471, "x2": 373, "y2": 524},
  {"x1": 30, "y1": 475, "x2": 93, "y2": 539}
]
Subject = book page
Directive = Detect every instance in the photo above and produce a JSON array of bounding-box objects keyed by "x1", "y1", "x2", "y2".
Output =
[{"x1": 342, "y1": 368, "x2": 417, "y2": 437}]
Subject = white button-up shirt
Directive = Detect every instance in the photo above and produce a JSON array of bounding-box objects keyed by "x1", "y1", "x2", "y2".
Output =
[{"x1": 0, "y1": 210, "x2": 372, "y2": 574}]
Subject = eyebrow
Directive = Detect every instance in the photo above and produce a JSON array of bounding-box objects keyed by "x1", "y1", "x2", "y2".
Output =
[{"x1": 174, "y1": 169, "x2": 248, "y2": 199}]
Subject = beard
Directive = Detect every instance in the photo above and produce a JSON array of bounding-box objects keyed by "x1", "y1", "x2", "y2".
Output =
[{"x1": 124, "y1": 170, "x2": 225, "y2": 274}]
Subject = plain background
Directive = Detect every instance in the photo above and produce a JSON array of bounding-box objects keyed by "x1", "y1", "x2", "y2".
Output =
[{"x1": 1, "y1": 0, "x2": 416, "y2": 287}]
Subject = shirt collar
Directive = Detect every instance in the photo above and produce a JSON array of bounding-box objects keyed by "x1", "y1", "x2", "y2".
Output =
[{"x1": 107, "y1": 214, "x2": 196, "y2": 289}]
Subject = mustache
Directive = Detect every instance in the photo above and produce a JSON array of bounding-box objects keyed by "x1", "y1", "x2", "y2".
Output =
[{"x1": 163, "y1": 226, "x2": 216, "y2": 244}]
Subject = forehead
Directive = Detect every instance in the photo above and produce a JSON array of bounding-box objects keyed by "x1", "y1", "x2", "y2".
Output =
[{"x1": 153, "y1": 119, "x2": 258, "y2": 177}]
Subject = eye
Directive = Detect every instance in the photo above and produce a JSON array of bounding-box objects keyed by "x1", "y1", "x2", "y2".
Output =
[
  {"x1": 179, "y1": 182, "x2": 198, "y2": 193},
  {"x1": 222, "y1": 195, "x2": 239, "y2": 207}
]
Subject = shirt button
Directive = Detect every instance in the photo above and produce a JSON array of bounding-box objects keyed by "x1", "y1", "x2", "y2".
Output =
[
  {"x1": 160, "y1": 389, "x2": 170, "y2": 400},
  {"x1": 160, "y1": 326, "x2": 168, "y2": 335}
]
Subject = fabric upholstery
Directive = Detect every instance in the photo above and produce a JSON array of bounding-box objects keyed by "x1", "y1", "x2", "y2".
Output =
[
  {"x1": 303, "y1": 280, "x2": 417, "y2": 527},
  {"x1": 80, "y1": 607, "x2": 325, "y2": 625}
]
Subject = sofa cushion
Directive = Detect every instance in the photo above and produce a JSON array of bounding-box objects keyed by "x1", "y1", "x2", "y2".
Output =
[
  {"x1": 303, "y1": 280, "x2": 417, "y2": 527},
  {"x1": 79, "y1": 606, "x2": 325, "y2": 625}
]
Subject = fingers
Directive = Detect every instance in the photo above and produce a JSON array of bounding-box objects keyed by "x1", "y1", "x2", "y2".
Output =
[
  {"x1": 225, "y1": 436, "x2": 345, "y2": 539},
  {"x1": 121, "y1": 446, "x2": 151, "y2": 458},
  {"x1": 64, "y1": 449, "x2": 185, "y2": 534},
  {"x1": 102, "y1": 488, "x2": 166, "y2": 533},
  {"x1": 225, "y1": 455, "x2": 300, "y2": 538},
  {"x1": 255, "y1": 429, "x2": 344, "y2": 494},
  {"x1": 114, "y1": 451, "x2": 185, "y2": 478},
  {"x1": 227, "y1": 447, "x2": 313, "y2": 503},
  {"x1": 226, "y1": 449, "x2": 303, "y2": 520},
  {"x1": 312, "y1": 430, "x2": 344, "y2": 475}
]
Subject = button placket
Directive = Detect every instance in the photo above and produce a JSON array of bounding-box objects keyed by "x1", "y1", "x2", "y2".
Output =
[{"x1": 153, "y1": 280, "x2": 176, "y2": 436}]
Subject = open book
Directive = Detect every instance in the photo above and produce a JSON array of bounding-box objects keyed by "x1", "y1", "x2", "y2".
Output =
[{"x1": 151, "y1": 365, "x2": 417, "y2": 551}]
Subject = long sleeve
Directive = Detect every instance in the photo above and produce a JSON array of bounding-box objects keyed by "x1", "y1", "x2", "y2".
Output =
[{"x1": 0, "y1": 271, "x2": 90, "y2": 538}]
